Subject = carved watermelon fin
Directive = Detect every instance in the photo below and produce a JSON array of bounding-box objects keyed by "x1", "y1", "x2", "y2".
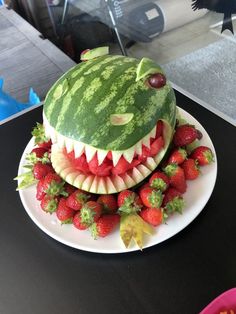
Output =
[
  {"x1": 120, "y1": 213, "x2": 154, "y2": 249},
  {"x1": 136, "y1": 57, "x2": 164, "y2": 82},
  {"x1": 80, "y1": 47, "x2": 109, "y2": 61}
]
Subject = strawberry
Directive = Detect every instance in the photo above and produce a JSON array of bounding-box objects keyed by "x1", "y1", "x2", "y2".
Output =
[
  {"x1": 73, "y1": 212, "x2": 88, "y2": 230},
  {"x1": 31, "y1": 147, "x2": 47, "y2": 158},
  {"x1": 168, "y1": 148, "x2": 187, "y2": 165},
  {"x1": 190, "y1": 146, "x2": 214, "y2": 166},
  {"x1": 40, "y1": 195, "x2": 59, "y2": 213},
  {"x1": 149, "y1": 171, "x2": 169, "y2": 192},
  {"x1": 118, "y1": 190, "x2": 142, "y2": 214},
  {"x1": 139, "y1": 187, "x2": 163, "y2": 208},
  {"x1": 88, "y1": 154, "x2": 112, "y2": 176},
  {"x1": 31, "y1": 122, "x2": 52, "y2": 150},
  {"x1": 97, "y1": 194, "x2": 118, "y2": 214},
  {"x1": 181, "y1": 158, "x2": 200, "y2": 180},
  {"x1": 162, "y1": 187, "x2": 184, "y2": 214},
  {"x1": 80, "y1": 201, "x2": 102, "y2": 226},
  {"x1": 42, "y1": 173, "x2": 65, "y2": 196},
  {"x1": 66, "y1": 189, "x2": 90, "y2": 210},
  {"x1": 112, "y1": 156, "x2": 131, "y2": 175},
  {"x1": 149, "y1": 136, "x2": 164, "y2": 156},
  {"x1": 33, "y1": 162, "x2": 54, "y2": 180},
  {"x1": 56, "y1": 198, "x2": 75, "y2": 223},
  {"x1": 36, "y1": 178, "x2": 46, "y2": 200},
  {"x1": 164, "y1": 164, "x2": 187, "y2": 193},
  {"x1": 90, "y1": 214, "x2": 120, "y2": 238},
  {"x1": 139, "y1": 208, "x2": 163, "y2": 226},
  {"x1": 173, "y1": 124, "x2": 202, "y2": 147}
]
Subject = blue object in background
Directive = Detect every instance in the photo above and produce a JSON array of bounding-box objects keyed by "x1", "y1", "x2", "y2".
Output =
[
  {"x1": 0, "y1": 0, "x2": 4, "y2": 6},
  {"x1": 0, "y1": 78, "x2": 40, "y2": 121}
]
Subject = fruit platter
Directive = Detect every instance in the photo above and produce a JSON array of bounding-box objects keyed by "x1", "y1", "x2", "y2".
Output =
[{"x1": 16, "y1": 47, "x2": 217, "y2": 253}]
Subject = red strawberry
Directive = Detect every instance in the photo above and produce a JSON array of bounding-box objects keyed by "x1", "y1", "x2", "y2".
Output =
[
  {"x1": 42, "y1": 173, "x2": 65, "y2": 196},
  {"x1": 90, "y1": 214, "x2": 120, "y2": 238},
  {"x1": 36, "y1": 178, "x2": 46, "y2": 201},
  {"x1": 139, "y1": 208, "x2": 163, "y2": 226},
  {"x1": 139, "y1": 187, "x2": 163, "y2": 208},
  {"x1": 80, "y1": 201, "x2": 102, "y2": 226},
  {"x1": 56, "y1": 198, "x2": 75, "y2": 223},
  {"x1": 31, "y1": 147, "x2": 47, "y2": 158},
  {"x1": 155, "y1": 120, "x2": 163, "y2": 138},
  {"x1": 162, "y1": 187, "x2": 184, "y2": 214},
  {"x1": 73, "y1": 212, "x2": 88, "y2": 230},
  {"x1": 118, "y1": 190, "x2": 143, "y2": 214},
  {"x1": 190, "y1": 146, "x2": 214, "y2": 166},
  {"x1": 164, "y1": 164, "x2": 187, "y2": 193},
  {"x1": 37, "y1": 139, "x2": 52, "y2": 150},
  {"x1": 181, "y1": 158, "x2": 200, "y2": 180},
  {"x1": 112, "y1": 156, "x2": 131, "y2": 175},
  {"x1": 168, "y1": 148, "x2": 187, "y2": 165},
  {"x1": 173, "y1": 124, "x2": 202, "y2": 147},
  {"x1": 33, "y1": 162, "x2": 54, "y2": 180},
  {"x1": 66, "y1": 189, "x2": 90, "y2": 210},
  {"x1": 149, "y1": 136, "x2": 164, "y2": 156},
  {"x1": 97, "y1": 194, "x2": 118, "y2": 214},
  {"x1": 40, "y1": 195, "x2": 59, "y2": 213},
  {"x1": 88, "y1": 154, "x2": 112, "y2": 176},
  {"x1": 149, "y1": 171, "x2": 169, "y2": 192}
]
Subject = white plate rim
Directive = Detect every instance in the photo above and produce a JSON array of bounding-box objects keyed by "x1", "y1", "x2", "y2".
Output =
[{"x1": 17, "y1": 107, "x2": 217, "y2": 254}]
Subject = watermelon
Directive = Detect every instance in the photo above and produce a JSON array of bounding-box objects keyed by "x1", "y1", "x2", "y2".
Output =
[{"x1": 43, "y1": 48, "x2": 177, "y2": 194}]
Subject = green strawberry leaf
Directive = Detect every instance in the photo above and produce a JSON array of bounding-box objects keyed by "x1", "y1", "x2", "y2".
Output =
[{"x1": 14, "y1": 171, "x2": 37, "y2": 190}]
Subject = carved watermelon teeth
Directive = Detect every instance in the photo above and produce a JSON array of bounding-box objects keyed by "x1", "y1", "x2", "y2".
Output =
[
  {"x1": 43, "y1": 113, "x2": 159, "y2": 166},
  {"x1": 51, "y1": 144, "x2": 162, "y2": 194}
]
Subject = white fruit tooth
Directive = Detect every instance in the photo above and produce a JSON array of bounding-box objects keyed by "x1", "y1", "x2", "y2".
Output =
[
  {"x1": 121, "y1": 173, "x2": 136, "y2": 188},
  {"x1": 142, "y1": 134, "x2": 151, "y2": 149},
  {"x1": 123, "y1": 146, "x2": 135, "y2": 164},
  {"x1": 60, "y1": 167, "x2": 75, "y2": 177},
  {"x1": 111, "y1": 151, "x2": 123, "y2": 167},
  {"x1": 90, "y1": 176, "x2": 98, "y2": 193},
  {"x1": 112, "y1": 175, "x2": 127, "y2": 191},
  {"x1": 144, "y1": 157, "x2": 157, "y2": 171},
  {"x1": 150, "y1": 125, "x2": 157, "y2": 139},
  {"x1": 137, "y1": 164, "x2": 151, "y2": 177},
  {"x1": 131, "y1": 167, "x2": 145, "y2": 183},
  {"x1": 74, "y1": 142, "x2": 85, "y2": 158},
  {"x1": 81, "y1": 175, "x2": 94, "y2": 191},
  {"x1": 97, "y1": 178, "x2": 107, "y2": 194},
  {"x1": 57, "y1": 134, "x2": 66, "y2": 149},
  {"x1": 50, "y1": 128, "x2": 58, "y2": 144},
  {"x1": 66, "y1": 172, "x2": 79, "y2": 186},
  {"x1": 74, "y1": 174, "x2": 86, "y2": 189},
  {"x1": 85, "y1": 145, "x2": 97, "y2": 162},
  {"x1": 154, "y1": 149, "x2": 165, "y2": 165},
  {"x1": 135, "y1": 140, "x2": 142, "y2": 156},
  {"x1": 65, "y1": 138, "x2": 74, "y2": 153},
  {"x1": 106, "y1": 177, "x2": 117, "y2": 194},
  {"x1": 97, "y1": 149, "x2": 108, "y2": 166}
]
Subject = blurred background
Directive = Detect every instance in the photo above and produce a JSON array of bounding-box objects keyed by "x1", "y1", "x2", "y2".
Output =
[{"x1": 1, "y1": 0, "x2": 236, "y2": 124}]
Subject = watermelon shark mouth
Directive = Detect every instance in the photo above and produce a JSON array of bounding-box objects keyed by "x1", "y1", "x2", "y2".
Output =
[{"x1": 44, "y1": 114, "x2": 173, "y2": 194}]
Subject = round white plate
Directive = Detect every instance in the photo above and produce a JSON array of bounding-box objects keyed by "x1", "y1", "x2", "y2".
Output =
[{"x1": 18, "y1": 107, "x2": 217, "y2": 254}]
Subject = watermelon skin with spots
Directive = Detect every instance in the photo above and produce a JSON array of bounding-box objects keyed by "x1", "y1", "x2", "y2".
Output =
[{"x1": 44, "y1": 55, "x2": 176, "y2": 151}]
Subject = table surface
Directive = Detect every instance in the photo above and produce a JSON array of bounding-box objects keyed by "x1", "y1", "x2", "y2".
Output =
[
  {"x1": 0, "y1": 6, "x2": 75, "y2": 103},
  {"x1": 0, "y1": 91, "x2": 236, "y2": 314}
]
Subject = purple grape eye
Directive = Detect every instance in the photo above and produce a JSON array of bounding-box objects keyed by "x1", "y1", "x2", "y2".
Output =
[{"x1": 148, "y1": 73, "x2": 166, "y2": 88}]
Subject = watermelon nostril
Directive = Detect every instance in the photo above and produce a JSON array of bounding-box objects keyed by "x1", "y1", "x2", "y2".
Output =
[{"x1": 110, "y1": 113, "x2": 134, "y2": 126}]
